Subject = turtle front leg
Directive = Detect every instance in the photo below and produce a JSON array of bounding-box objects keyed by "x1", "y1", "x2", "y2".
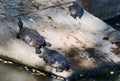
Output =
[
  {"x1": 45, "y1": 42, "x2": 52, "y2": 47},
  {"x1": 35, "y1": 47, "x2": 41, "y2": 54}
]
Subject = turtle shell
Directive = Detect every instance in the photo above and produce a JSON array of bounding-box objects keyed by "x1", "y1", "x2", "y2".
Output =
[
  {"x1": 69, "y1": 1, "x2": 84, "y2": 19},
  {"x1": 42, "y1": 48, "x2": 70, "y2": 71},
  {"x1": 18, "y1": 27, "x2": 45, "y2": 47}
]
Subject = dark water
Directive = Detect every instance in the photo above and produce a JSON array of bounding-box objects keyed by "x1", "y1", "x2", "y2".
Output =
[
  {"x1": 0, "y1": 62, "x2": 51, "y2": 81},
  {"x1": 79, "y1": 0, "x2": 120, "y2": 19},
  {"x1": 1, "y1": 59, "x2": 120, "y2": 81},
  {"x1": 104, "y1": 15, "x2": 120, "y2": 31}
]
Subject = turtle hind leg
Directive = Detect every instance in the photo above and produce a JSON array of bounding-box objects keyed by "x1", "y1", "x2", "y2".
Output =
[
  {"x1": 56, "y1": 68, "x2": 63, "y2": 72},
  {"x1": 35, "y1": 47, "x2": 41, "y2": 54}
]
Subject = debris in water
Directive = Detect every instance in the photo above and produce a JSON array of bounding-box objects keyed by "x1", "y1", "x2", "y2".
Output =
[
  {"x1": 24, "y1": 66, "x2": 29, "y2": 70},
  {"x1": 80, "y1": 74, "x2": 83, "y2": 77},
  {"x1": 32, "y1": 68, "x2": 36, "y2": 72},
  {"x1": 31, "y1": 69, "x2": 46, "y2": 76},
  {"x1": 57, "y1": 77, "x2": 64, "y2": 80},
  {"x1": 17, "y1": 66, "x2": 24, "y2": 70},
  {"x1": 110, "y1": 71, "x2": 114, "y2": 75},
  {"x1": 7, "y1": 61, "x2": 13, "y2": 64},
  {"x1": 2, "y1": 61, "x2": 8, "y2": 64},
  {"x1": 0, "y1": 58, "x2": 3, "y2": 61}
]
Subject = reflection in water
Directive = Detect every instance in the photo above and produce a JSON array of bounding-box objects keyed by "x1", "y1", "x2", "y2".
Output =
[
  {"x1": 0, "y1": 60, "x2": 120, "y2": 81},
  {"x1": 0, "y1": 63, "x2": 51, "y2": 81}
]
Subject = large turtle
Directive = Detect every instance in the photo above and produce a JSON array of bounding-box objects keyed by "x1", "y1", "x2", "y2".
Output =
[
  {"x1": 103, "y1": 31, "x2": 120, "y2": 44},
  {"x1": 68, "y1": 1, "x2": 84, "y2": 19},
  {"x1": 16, "y1": 17, "x2": 51, "y2": 54},
  {"x1": 39, "y1": 48, "x2": 70, "y2": 72}
]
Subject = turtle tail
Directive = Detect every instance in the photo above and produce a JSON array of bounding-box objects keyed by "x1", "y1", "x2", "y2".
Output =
[{"x1": 18, "y1": 17, "x2": 23, "y2": 30}]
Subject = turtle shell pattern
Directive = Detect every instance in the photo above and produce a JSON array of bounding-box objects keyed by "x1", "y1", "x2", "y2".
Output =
[
  {"x1": 18, "y1": 27, "x2": 45, "y2": 47},
  {"x1": 42, "y1": 48, "x2": 70, "y2": 71}
]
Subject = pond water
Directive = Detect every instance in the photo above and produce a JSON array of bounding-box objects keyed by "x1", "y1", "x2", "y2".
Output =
[
  {"x1": 104, "y1": 15, "x2": 120, "y2": 31},
  {"x1": 0, "y1": 59, "x2": 120, "y2": 81},
  {"x1": 0, "y1": 61, "x2": 60, "y2": 81}
]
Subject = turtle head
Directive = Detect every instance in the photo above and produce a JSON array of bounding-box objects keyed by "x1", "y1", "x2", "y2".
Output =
[
  {"x1": 18, "y1": 17, "x2": 23, "y2": 30},
  {"x1": 39, "y1": 47, "x2": 49, "y2": 58}
]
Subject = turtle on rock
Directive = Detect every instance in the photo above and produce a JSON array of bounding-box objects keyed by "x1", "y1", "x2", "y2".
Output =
[
  {"x1": 69, "y1": 0, "x2": 84, "y2": 19},
  {"x1": 103, "y1": 31, "x2": 120, "y2": 44},
  {"x1": 16, "y1": 17, "x2": 51, "y2": 54},
  {"x1": 39, "y1": 48, "x2": 70, "y2": 72}
]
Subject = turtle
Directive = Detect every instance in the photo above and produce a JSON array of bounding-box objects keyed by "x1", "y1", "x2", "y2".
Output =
[
  {"x1": 39, "y1": 48, "x2": 70, "y2": 72},
  {"x1": 16, "y1": 17, "x2": 51, "y2": 54},
  {"x1": 103, "y1": 31, "x2": 120, "y2": 44},
  {"x1": 68, "y1": 0, "x2": 84, "y2": 19}
]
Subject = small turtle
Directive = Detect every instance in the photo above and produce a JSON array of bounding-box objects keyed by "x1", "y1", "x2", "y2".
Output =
[
  {"x1": 69, "y1": 1, "x2": 84, "y2": 19},
  {"x1": 16, "y1": 17, "x2": 51, "y2": 54},
  {"x1": 103, "y1": 31, "x2": 120, "y2": 44},
  {"x1": 39, "y1": 48, "x2": 70, "y2": 72}
]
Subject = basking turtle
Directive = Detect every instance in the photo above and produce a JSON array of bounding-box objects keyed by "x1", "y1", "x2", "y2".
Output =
[
  {"x1": 39, "y1": 48, "x2": 70, "y2": 72},
  {"x1": 69, "y1": 1, "x2": 84, "y2": 19},
  {"x1": 103, "y1": 31, "x2": 120, "y2": 44},
  {"x1": 16, "y1": 17, "x2": 51, "y2": 54}
]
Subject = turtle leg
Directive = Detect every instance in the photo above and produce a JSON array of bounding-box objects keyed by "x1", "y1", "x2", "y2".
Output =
[
  {"x1": 39, "y1": 54, "x2": 43, "y2": 58},
  {"x1": 16, "y1": 33, "x2": 20, "y2": 38},
  {"x1": 35, "y1": 47, "x2": 41, "y2": 54},
  {"x1": 45, "y1": 42, "x2": 52, "y2": 47},
  {"x1": 56, "y1": 67, "x2": 63, "y2": 72},
  {"x1": 39, "y1": 52, "x2": 44, "y2": 58}
]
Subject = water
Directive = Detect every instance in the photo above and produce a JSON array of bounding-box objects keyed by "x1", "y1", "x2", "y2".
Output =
[
  {"x1": 1, "y1": 61, "x2": 120, "y2": 81},
  {"x1": 0, "y1": 62, "x2": 51, "y2": 81},
  {"x1": 79, "y1": 0, "x2": 120, "y2": 19},
  {"x1": 104, "y1": 15, "x2": 120, "y2": 31}
]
